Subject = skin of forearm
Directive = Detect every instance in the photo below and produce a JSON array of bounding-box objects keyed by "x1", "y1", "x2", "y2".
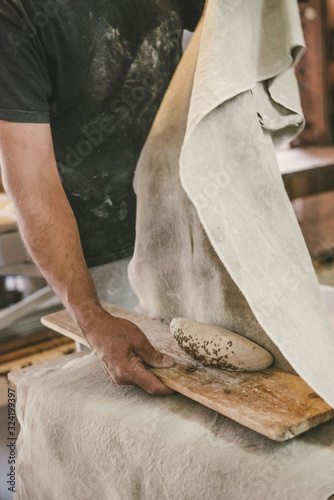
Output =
[
  {"x1": 0, "y1": 123, "x2": 105, "y2": 330},
  {"x1": 15, "y1": 181, "x2": 103, "y2": 328}
]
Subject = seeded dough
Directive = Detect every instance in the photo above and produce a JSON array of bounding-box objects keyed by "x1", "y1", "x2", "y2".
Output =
[{"x1": 170, "y1": 318, "x2": 274, "y2": 372}]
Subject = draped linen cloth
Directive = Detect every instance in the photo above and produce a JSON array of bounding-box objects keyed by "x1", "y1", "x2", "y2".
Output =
[
  {"x1": 128, "y1": 0, "x2": 334, "y2": 407},
  {"x1": 14, "y1": 352, "x2": 334, "y2": 500}
]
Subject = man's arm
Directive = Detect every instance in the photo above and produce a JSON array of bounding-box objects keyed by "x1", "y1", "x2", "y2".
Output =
[{"x1": 0, "y1": 121, "x2": 174, "y2": 394}]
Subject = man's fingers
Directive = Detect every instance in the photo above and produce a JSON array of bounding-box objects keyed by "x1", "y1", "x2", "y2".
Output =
[
  {"x1": 88, "y1": 315, "x2": 176, "y2": 395},
  {"x1": 135, "y1": 337, "x2": 175, "y2": 369},
  {"x1": 101, "y1": 354, "x2": 174, "y2": 395},
  {"x1": 129, "y1": 361, "x2": 174, "y2": 395}
]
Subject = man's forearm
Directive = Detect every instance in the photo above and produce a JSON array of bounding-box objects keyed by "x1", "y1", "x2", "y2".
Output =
[
  {"x1": 0, "y1": 121, "x2": 104, "y2": 329},
  {"x1": 0, "y1": 151, "x2": 102, "y2": 331},
  {"x1": 15, "y1": 183, "x2": 104, "y2": 329}
]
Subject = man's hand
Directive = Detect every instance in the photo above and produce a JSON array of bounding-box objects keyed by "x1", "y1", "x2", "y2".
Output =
[{"x1": 80, "y1": 310, "x2": 175, "y2": 395}]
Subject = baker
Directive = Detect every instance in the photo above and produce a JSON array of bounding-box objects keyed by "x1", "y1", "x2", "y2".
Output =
[{"x1": 0, "y1": 0, "x2": 204, "y2": 394}]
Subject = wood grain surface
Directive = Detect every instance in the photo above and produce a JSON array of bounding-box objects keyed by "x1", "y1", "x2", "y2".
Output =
[{"x1": 41, "y1": 303, "x2": 334, "y2": 442}]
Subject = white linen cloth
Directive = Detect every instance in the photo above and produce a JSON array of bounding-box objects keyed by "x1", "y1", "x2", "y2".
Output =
[
  {"x1": 14, "y1": 352, "x2": 334, "y2": 500},
  {"x1": 90, "y1": 258, "x2": 138, "y2": 312},
  {"x1": 129, "y1": 0, "x2": 334, "y2": 407}
]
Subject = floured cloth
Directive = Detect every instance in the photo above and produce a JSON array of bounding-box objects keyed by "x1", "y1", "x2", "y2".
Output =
[
  {"x1": 128, "y1": 0, "x2": 334, "y2": 407},
  {"x1": 90, "y1": 258, "x2": 138, "y2": 312},
  {"x1": 15, "y1": 352, "x2": 334, "y2": 500}
]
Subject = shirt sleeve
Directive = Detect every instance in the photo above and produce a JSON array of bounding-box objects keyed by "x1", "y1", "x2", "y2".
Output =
[
  {"x1": 183, "y1": 0, "x2": 205, "y2": 32},
  {"x1": 0, "y1": 0, "x2": 51, "y2": 123}
]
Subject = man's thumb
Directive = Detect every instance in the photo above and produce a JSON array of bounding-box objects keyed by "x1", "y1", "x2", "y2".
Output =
[{"x1": 138, "y1": 340, "x2": 175, "y2": 368}]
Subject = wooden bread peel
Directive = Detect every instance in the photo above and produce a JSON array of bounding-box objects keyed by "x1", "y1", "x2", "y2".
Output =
[{"x1": 41, "y1": 302, "x2": 334, "y2": 442}]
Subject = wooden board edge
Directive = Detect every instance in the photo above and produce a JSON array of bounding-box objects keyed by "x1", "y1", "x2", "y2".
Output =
[
  {"x1": 41, "y1": 316, "x2": 87, "y2": 346},
  {"x1": 8, "y1": 351, "x2": 89, "y2": 386},
  {"x1": 152, "y1": 368, "x2": 334, "y2": 441},
  {"x1": 41, "y1": 312, "x2": 334, "y2": 442}
]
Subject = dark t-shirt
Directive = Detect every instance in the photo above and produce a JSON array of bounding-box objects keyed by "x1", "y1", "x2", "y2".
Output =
[{"x1": 0, "y1": 0, "x2": 204, "y2": 266}]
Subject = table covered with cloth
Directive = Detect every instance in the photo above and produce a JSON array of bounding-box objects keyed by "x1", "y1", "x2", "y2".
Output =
[{"x1": 13, "y1": 352, "x2": 334, "y2": 500}]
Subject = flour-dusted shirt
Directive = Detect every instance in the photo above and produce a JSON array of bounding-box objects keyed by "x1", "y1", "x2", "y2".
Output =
[{"x1": 0, "y1": 0, "x2": 204, "y2": 266}]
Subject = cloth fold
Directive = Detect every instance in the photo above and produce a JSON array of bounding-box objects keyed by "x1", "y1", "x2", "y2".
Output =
[
  {"x1": 184, "y1": 0, "x2": 305, "y2": 142},
  {"x1": 179, "y1": 0, "x2": 334, "y2": 408},
  {"x1": 15, "y1": 353, "x2": 334, "y2": 500},
  {"x1": 129, "y1": 0, "x2": 334, "y2": 407}
]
